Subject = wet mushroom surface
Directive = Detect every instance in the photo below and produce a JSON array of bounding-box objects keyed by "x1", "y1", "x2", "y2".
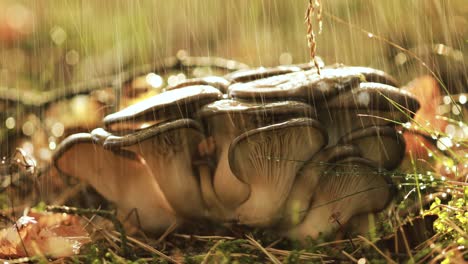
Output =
[{"x1": 50, "y1": 62, "x2": 419, "y2": 241}]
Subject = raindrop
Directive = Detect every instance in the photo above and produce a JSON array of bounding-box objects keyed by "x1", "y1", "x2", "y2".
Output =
[
  {"x1": 394, "y1": 52, "x2": 407, "y2": 65},
  {"x1": 146, "y1": 73, "x2": 163, "y2": 88},
  {"x1": 65, "y1": 50, "x2": 79, "y2": 65},
  {"x1": 279, "y1": 52, "x2": 293, "y2": 65},
  {"x1": 22, "y1": 121, "x2": 35, "y2": 136},
  {"x1": 445, "y1": 124, "x2": 456, "y2": 137},
  {"x1": 443, "y1": 96, "x2": 451, "y2": 105},
  {"x1": 49, "y1": 141, "x2": 57, "y2": 150},
  {"x1": 50, "y1": 26, "x2": 67, "y2": 45},
  {"x1": 5, "y1": 117, "x2": 15, "y2": 129},
  {"x1": 367, "y1": 33, "x2": 373, "y2": 38},
  {"x1": 437, "y1": 137, "x2": 453, "y2": 151},
  {"x1": 459, "y1": 95, "x2": 467, "y2": 105},
  {"x1": 51, "y1": 123, "x2": 64, "y2": 137},
  {"x1": 452, "y1": 105, "x2": 461, "y2": 115}
]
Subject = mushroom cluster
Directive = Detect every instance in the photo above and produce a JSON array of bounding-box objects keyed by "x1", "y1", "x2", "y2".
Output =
[{"x1": 53, "y1": 63, "x2": 420, "y2": 240}]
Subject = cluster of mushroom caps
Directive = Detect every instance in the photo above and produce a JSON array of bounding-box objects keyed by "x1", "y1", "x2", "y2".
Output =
[{"x1": 53, "y1": 63, "x2": 420, "y2": 241}]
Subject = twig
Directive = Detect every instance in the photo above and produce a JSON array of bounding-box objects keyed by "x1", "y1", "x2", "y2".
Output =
[
  {"x1": 123, "y1": 232, "x2": 178, "y2": 263},
  {"x1": 358, "y1": 235, "x2": 397, "y2": 264},
  {"x1": 246, "y1": 234, "x2": 281, "y2": 264},
  {"x1": 341, "y1": 250, "x2": 358, "y2": 263},
  {"x1": 201, "y1": 239, "x2": 225, "y2": 264}
]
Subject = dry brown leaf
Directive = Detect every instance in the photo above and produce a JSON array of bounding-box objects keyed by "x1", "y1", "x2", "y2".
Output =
[{"x1": 0, "y1": 211, "x2": 91, "y2": 259}]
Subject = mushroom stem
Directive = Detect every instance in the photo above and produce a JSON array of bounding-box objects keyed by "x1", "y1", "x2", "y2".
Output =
[{"x1": 196, "y1": 138, "x2": 230, "y2": 220}]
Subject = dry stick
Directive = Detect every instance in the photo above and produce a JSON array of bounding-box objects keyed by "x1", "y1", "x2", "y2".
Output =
[
  {"x1": 201, "y1": 239, "x2": 225, "y2": 264},
  {"x1": 341, "y1": 250, "x2": 358, "y2": 263},
  {"x1": 246, "y1": 234, "x2": 282, "y2": 264},
  {"x1": 305, "y1": 0, "x2": 322, "y2": 74},
  {"x1": 358, "y1": 235, "x2": 397, "y2": 264},
  {"x1": 122, "y1": 232, "x2": 178, "y2": 263}
]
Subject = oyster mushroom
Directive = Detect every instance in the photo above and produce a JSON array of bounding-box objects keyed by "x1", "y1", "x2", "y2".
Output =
[
  {"x1": 319, "y1": 82, "x2": 420, "y2": 144},
  {"x1": 103, "y1": 85, "x2": 222, "y2": 133},
  {"x1": 288, "y1": 157, "x2": 393, "y2": 240},
  {"x1": 198, "y1": 99, "x2": 312, "y2": 213},
  {"x1": 282, "y1": 144, "x2": 361, "y2": 227},
  {"x1": 103, "y1": 119, "x2": 207, "y2": 219},
  {"x1": 228, "y1": 118, "x2": 327, "y2": 226},
  {"x1": 224, "y1": 66, "x2": 303, "y2": 83},
  {"x1": 53, "y1": 133, "x2": 176, "y2": 233},
  {"x1": 228, "y1": 68, "x2": 363, "y2": 105},
  {"x1": 329, "y1": 65, "x2": 400, "y2": 87},
  {"x1": 339, "y1": 126, "x2": 406, "y2": 170},
  {"x1": 165, "y1": 76, "x2": 231, "y2": 93}
]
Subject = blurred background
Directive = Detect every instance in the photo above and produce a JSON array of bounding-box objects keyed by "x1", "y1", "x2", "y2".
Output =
[
  {"x1": 0, "y1": 0, "x2": 466, "y2": 91},
  {"x1": 0, "y1": 0, "x2": 466, "y2": 164}
]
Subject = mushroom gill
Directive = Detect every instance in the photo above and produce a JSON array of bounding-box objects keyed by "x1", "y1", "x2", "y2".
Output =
[
  {"x1": 282, "y1": 144, "x2": 361, "y2": 227},
  {"x1": 228, "y1": 118, "x2": 327, "y2": 226},
  {"x1": 288, "y1": 157, "x2": 393, "y2": 241},
  {"x1": 198, "y1": 99, "x2": 312, "y2": 211},
  {"x1": 103, "y1": 119, "x2": 207, "y2": 220}
]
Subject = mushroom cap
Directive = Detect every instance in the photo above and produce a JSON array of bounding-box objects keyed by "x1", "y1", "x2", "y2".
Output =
[
  {"x1": 326, "y1": 82, "x2": 420, "y2": 113},
  {"x1": 318, "y1": 82, "x2": 420, "y2": 144},
  {"x1": 224, "y1": 66, "x2": 303, "y2": 83},
  {"x1": 228, "y1": 68, "x2": 363, "y2": 103},
  {"x1": 288, "y1": 157, "x2": 393, "y2": 240},
  {"x1": 198, "y1": 99, "x2": 313, "y2": 132},
  {"x1": 283, "y1": 144, "x2": 361, "y2": 227},
  {"x1": 103, "y1": 118, "x2": 207, "y2": 219},
  {"x1": 52, "y1": 133, "x2": 177, "y2": 233},
  {"x1": 165, "y1": 76, "x2": 231, "y2": 93},
  {"x1": 228, "y1": 118, "x2": 328, "y2": 183},
  {"x1": 328, "y1": 64, "x2": 399, "y2": 87},
  {"x1": 103, "y1": 85, "x2": 222, "y2": 132},
  {"x1": 338, "y1": 126, "x2": 406, "y2": 170},
  {"x1": 228, "y1": 118, "x2": 327, "y2": 226}
]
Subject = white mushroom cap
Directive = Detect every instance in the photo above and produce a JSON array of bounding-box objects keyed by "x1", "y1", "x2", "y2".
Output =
[
  {"x1": 338, "y1": 126, "x2": 405, "y2": 170},
  {"x1": 282, "y1": 144, "x2": 361, "y2": 227},
  {"x1": 103, "y1": 119, "x2": 207, "y2": 220},
  {"x1": 103, "y1": 85, "x2": 222, "y2": 133},
  {"x1": 327, "y1": 65, "x2": 400, "y2": 87},
  {"x1": 288, "y1": 157, "x2": 393, "y2": 241},
  {"x1": 228, "y1": 68, "x2": 363, "y2": 103},
  {"x1": 224, "y1": 66, "x2": 303, "y2": 83},
  {"x1": 53, "y1": 133, "x2": 177, "y2": 233},
  {"x1": 228, "y1": 118, "x2": 327, "y2": 226},
  {"x1": 165, "y1": 76, "x2": 231, "y2": 93}
]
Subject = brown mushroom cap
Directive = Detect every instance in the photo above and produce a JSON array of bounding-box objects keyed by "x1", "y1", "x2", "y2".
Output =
[
  {"x1": 103, "y1": 85, "x2": 222, "y2": 133},
  {"x1": 282, "y1": 144, "x2": 362, "y2": 227},
  {"x1": 228, "y1": 118, "x2": 327, "y2": 226},
  {"x1": 103, "y1": 119, "x2": 207, "y2": 219},
  {"x1": 53, "y1": 133, "x2": 176, "y2": 232},
  {"x1": 318, "y1": 82, "x2": 420, "y2": 144},
  {"x1": 338, "y1": 126, "x2": 406, "y2": 170},
  {"x1": 228, "y1": 68, "x2": 363, "y2": 103},
  {"x1": 288, "y1": 157, "x2": 393, "y2": 240},
  {"x1": 165, "y1": 76, "x2": 231, "y2": 93},
  {"x1": 198, "y1": 99, "x2": 313, "y2": 209}
]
